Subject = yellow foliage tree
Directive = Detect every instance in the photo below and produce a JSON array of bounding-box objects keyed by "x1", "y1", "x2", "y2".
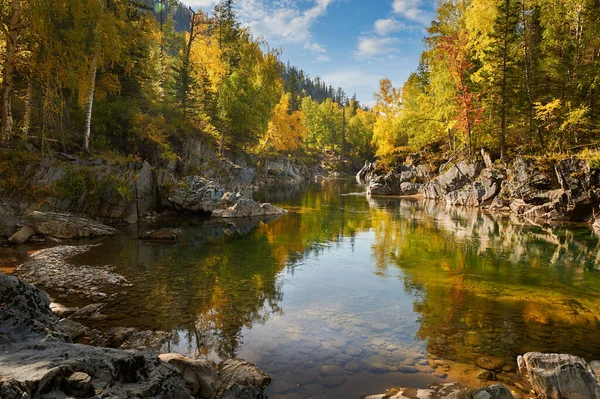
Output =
[{"x1": 261, "y1": 93, "x2": 306, "y2": 153}]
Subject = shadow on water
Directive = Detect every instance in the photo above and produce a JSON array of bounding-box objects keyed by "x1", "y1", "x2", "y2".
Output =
[{"x1": 12, "y1": 179, "x2": 600, "y2": 398}]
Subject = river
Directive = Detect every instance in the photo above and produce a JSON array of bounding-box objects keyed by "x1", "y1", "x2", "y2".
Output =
[{"x1": 6, "y1": 179, "x2": 600, "y2": 398}]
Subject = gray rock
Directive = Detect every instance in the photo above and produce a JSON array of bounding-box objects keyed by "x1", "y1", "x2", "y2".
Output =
[
  {"x1": 159, "y1": 353, "x2": 218, "y2": 398},
  {"x1": 24, "y1": 211, "x2": 118, "y2": 239},
  {"x1": 471, "y1": 384, "x2": 514, "y2": 399},
  {"x1": 212, "y1": 199, "x2": 287, "y2": 218},
  {"x1": 222, "y1": 384, "x2": 266, "y2": 399},
  {"x1": 426, "y1": 161, "x2": 483, "y2": 199},
  {"x1": 136, "y1": 161, "x2": 155, "y2": 218},
  {"x1": 518, "y1": 352, "x2": 600, "y2": 399},
  {"x1": 49, "y1": 302, "x2": 78, "y2": 318},
  {"x1": 219, "y1": 359, "x2": 271, "y2": 392},
  {"x1": 357, "y1": 161, "x2": 376, "y2": 184},
  {"x1": 8, "y1": 225, "x2": 36, "y2": 244},
  {"x1": 70, "y1": 303, "x2": 105, "y2": 319}
]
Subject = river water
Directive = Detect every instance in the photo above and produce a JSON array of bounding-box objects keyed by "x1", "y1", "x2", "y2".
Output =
[{"x1": 9, "y1": 179, "x2": 600, "y2": 398}]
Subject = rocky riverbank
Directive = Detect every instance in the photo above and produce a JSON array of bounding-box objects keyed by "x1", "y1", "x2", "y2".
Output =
[
  {"x1": 0, "y1": 274, "x2": 272, "y2": 399},
  {"x1": 357, "y1": 151, "x2": 600, "y2": 230},
  {"x1": 0, "y1": 142, "x2": 312, "y2": 242}
]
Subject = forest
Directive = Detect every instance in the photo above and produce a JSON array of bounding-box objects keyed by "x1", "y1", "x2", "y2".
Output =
[{"x1": 0, "y1": 0, "x2": 599, "y2": 166}]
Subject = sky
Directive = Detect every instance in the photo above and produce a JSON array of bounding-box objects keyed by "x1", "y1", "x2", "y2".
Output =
[{"x1": 181, "y1": 0, "x2": 437, "y2": 107}]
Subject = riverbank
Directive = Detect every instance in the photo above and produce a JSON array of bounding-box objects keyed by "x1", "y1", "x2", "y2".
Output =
[
  {"x1": 357, "y1": 151, "x2": 600, "y2": 233},
  {"x1": 0, "y1": 140, "x2": 326, "y2": 243}
]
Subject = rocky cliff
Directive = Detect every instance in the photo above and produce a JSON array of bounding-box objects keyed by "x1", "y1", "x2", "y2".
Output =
[{"x1": 358, "y1": 152, "x2": 600, "y2": 229}]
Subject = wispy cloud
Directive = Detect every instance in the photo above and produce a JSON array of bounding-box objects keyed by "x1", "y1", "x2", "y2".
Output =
[
  {"x1": 234, "y1": 0, "x2": 335, "y2": 59},
  {"x1": 374, "y1": 18, "x2": 407, "y2": 36},
  {"x1": 355, "y1": 36, "x2": 400, "y2": 58},
  {"x1": 392, "y1": 0, "x2": 434, "y2": 26}
]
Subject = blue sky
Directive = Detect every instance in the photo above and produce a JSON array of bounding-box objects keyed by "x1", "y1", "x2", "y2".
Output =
[{"x1": 182, "y1": 0, "x2": 437, "y2": 106}]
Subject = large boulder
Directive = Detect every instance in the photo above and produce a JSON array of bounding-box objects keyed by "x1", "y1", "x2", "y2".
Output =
[
  {"x1": 160, "y1": 353, "x2": 218, "y2": 399},
  {"x1": 518, "y1": 352, "x2": 600, "y2": 399},
  {"x1": 169, "y1": 176, "x2": 287, "y2": 218},
  {"x1": 24, "y1": 211, "x2": 118, "y2": 239},
  {"x1": 423, "y1": 161, "x2": 483, "y2": 200},
  {"x1": 218, "y1": 359, "x2": 271, "y2": 393},
  {"x1": 211, "y1": 199, "x2": 287, "y2": 218}
]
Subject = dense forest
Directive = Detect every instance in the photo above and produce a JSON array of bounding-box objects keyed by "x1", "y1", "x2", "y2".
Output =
[
  {"x1": 0, "y1": 0, "x2": 598, "y2": 167},
  {"x1": 0, "y1": 0, "x2": 371, "y2": 166},
  {"x1": 374, "y1": 0, "x2": 600, "y2": 161}
]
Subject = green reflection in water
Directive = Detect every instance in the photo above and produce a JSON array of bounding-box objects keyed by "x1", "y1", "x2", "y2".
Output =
[{"x1": 57, "y1": 179, "x2": 600, "y2": 398}]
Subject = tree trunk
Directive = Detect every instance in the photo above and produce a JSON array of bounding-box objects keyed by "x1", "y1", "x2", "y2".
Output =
[
  {"x1": 1, "y1": 0, "x2": 21, "y2": 144},
  {"x1": 499, "y1": 0, "x2": 510, "y2": 159},
  {"x1": 83, "y1": 59, "x2": 98, "y2": 152},
  {"x1": 23, "y1": 78, "x2": 33, "y2": 140}
]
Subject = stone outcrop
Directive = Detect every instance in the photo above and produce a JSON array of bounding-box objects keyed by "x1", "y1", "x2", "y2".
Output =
[
  {"x1": 518, "y1": 352, "x2": 600, "y2": 399},
  {"x1": 24, "y1": 211, "x2": 118, "y2": 239},
  {"x1": 361, "y1": 154, "x2": 600, "y2": 226},
  {"x1": 169, "y1": 176, "x2": 287, "y2": 218}
]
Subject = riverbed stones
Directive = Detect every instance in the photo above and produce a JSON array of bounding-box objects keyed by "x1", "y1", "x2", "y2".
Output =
[
  {"x1": 24, "y1": 211, "x2": 118, "y2": 239},
  {"x1": 16, "y1": 245, "x2": 128, "y2": 299},
  {"x1": 318, "y1": 364, "x2": 345, "y2": 377},
  {"x1": 518, "y1": 352, "x2": 600, "y2": 399}
]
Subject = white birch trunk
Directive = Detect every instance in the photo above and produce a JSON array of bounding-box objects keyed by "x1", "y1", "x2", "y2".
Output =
[
  {"x1": 1, "y1": 0, "x2": 20, "y2": 143},
  {"x1": 83, "y1": 58, "x2": 98, "y2": 152}
]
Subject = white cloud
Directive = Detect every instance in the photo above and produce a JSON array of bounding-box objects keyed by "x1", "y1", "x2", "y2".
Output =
[
  {"x1": 374, "y1": 18, "x2": 406, "y2": 36},
  {"x1": 392, "y1": 0, "x2": 434, "y2": 26},
  {"x1": 181, "y1": 0, "x2": 218, "y2": 10},
  {"x1": 355, "y1": 36, "x2": 400, "y2": 58},
  {"x1": 237, "y1": 0, "x2": 334, "y2": 45}
]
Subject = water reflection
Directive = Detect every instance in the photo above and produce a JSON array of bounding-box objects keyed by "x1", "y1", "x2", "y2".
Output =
[{"x1": 50, "y1": 179, "x2": 600, "y2": 398}]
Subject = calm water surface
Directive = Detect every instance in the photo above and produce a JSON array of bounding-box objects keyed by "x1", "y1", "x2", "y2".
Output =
[{"x1": 19, "y1": 180, "x2": 600, "y2": 397}]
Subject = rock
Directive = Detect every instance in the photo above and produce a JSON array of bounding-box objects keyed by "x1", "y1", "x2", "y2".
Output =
[
  {"x1": 8, "y1": 225, "x2": 36, "y2": 244},
  {"x1": 24, "y1": 211, "x2": 118, "y2": 239},
  {"x1": 58, "y1": 319, "x2": 88, "y2": 340},
  {"x1": 222, "y1": 384, "x2": 266, "y2": 399},
  {"x1": 212, "y1": 199, "x2": 287, "y2": 218},
  {"x1": 424, "y1": 161, "x2": 483, "y2": 199},
  {"x1": 518, "y1": 352, "x2": 600, "y2": 399},
  {"x1": 139, "y1": 228, "x2": 183, "y2": 241},
  {"x1": 471, "y1": 384, "x2": 514, "y2": 399},
  {"x1": 169, "y1": 175, "x2": 287, "y2": 218},
  {"x1": 50, "y1": 302, "x2": 78, "y2": 318},
  {"x1": 70, "y1": 303, "x2": 105, "y2": 319},
  {"x1": 368, "y1": 363, "x2": 390, "y2": 374},
  {"x1": 159, "y1": 353, "x2": 218, "y2": 398},
  {"x1": 62, "y1": 371, "x2": 94, "y2": 397},
  {"x1": 219, "y1": 359, "x2": 271, "y2": 392},
  {"x1": 106, "y1": 327, "x2": 172, "y2": 352},
  {"x1": 477, "y1": 370, "x2": 497, "y2": 381},
  {"x1": 477, "y1": 356, "x2": 507, "y2": 371},
  {"x1": 136, "y1": 161, "x2": 155, "y2": 217},
  {"x1": 482, "y1": 148, "x2": 494, "y2": 169},
  {"x1": 0, "y1": 275, "x2": 192, "y2": 399},
  {"x1": 357, "y1": 161, "x2": 376, "y2": 184}
]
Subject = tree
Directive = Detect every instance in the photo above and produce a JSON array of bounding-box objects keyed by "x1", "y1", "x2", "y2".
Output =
[
  {"x1": 260, "y1": 92, "x2": 306, "y2": 153},
  {"x1": 1, "y1": 0, "x2": 23, "y2": 143}
]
